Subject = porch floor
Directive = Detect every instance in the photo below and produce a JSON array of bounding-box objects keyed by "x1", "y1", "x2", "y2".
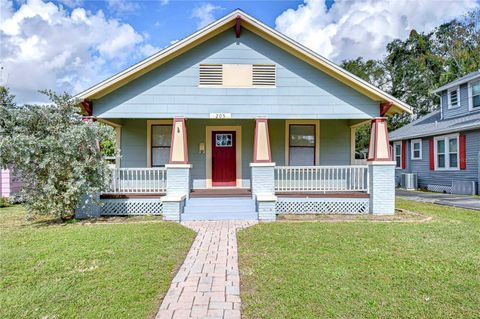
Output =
[
  {"x1": 189, "y1": 188, "x2": 252, "y2": 198},
  {"x1": 100, "y1": 193, "x2": 165, "y2": 199}
]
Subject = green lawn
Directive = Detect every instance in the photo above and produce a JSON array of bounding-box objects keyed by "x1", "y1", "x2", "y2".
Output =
[
  {"x1": 0, "y1": 206, "x2": 195, "y2": 319},
  {"x1": 238, "y1": 199, "x2": 480, "y2": 319}
]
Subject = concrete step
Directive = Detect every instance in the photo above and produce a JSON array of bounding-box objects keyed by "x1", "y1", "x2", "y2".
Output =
[
  {"x1": 185, "y1": 197, "x2": 254, "y2": 205},
  {"x1": 182, "y1": 197, "x2": 258, "y2": 220},
  {"x1": 181, "y1": 212, "x2": 258, "y2": 221}
]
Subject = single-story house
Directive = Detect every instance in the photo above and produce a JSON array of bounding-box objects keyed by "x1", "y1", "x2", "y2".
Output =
[
  {"x1": 389, "y1": 71, "x2": 480, "y2": 195},
  {"x1": 75, "y1": 10, "x2": 412, "y2": 221}
]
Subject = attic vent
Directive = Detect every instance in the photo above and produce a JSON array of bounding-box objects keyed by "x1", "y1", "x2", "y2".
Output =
[
  {"x1": 252, "y1": 64, "x2": 276, "y2": 87},
  {"x1": 199, "y1": 64, "x2": 223, "y2": 86},
  {"x1": 199, "y1": 64, "x2": 276, "y2": 87}
]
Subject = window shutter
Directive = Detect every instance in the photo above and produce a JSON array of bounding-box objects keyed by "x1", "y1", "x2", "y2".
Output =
[
  {"x1": 401, "y1": 141, "x2": 406, "y2": 169},
  {"x1": 429, "y1": 138, "x2": 434, "y2": 170},
  {"x1": 199, "y1": 64, "x2": 223, "y2": 86},
  {"x1": 459, "y1": 134, "x2": 466, "y2": 170},
  {"x1": 252, "y1": 65, "x2": 276, "y2": 87}
]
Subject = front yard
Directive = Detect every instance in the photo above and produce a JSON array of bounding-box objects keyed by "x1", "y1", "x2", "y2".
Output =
[
  {"x1": 0, "y1": 206, "x2": 195, "y2": 319},
  {"x1": 238, "y1": 199, "x2": 480, "y2": 318}
]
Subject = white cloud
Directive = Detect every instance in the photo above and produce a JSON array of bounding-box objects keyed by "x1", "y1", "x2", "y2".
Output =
[
  {"x1": 106, "y1": 0, "x2": 139, "y2": 14},
  {"x1": 160, "y1": 0, "x2": 169, "y2": 5},
  {"x1": 0, "y1": 0, "x2": 159, "y2": 103},
  {"x1": 191, "y1": 3, "x2": 222, "y2": 29},
  {"x1": 275, "y1": 0, "x2": 479, "y2": 62}
]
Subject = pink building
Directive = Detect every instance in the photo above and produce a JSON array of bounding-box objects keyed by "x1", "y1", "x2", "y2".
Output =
[{"x1": 0, "y1": 168, "x2": 21, "y2": 198}]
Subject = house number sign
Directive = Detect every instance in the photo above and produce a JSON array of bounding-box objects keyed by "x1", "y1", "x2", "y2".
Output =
[{"x1": 210, "y1": 113, "x2": 232, "y2": 119}]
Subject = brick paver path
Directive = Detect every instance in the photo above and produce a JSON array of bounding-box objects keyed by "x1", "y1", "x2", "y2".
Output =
[{"x1": 156, "y1": 221, "x2": 257, "y2": 319}]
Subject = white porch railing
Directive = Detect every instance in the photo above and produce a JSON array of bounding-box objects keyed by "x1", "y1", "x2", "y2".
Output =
[
  {"x1": 274, "y1": 165, "x2": 369, "y2": 193},
  {"x1": 110, "y1": 168, "x2": 167, "y2": 193}
]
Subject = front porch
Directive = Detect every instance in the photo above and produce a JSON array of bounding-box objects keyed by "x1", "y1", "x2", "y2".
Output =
[{"x1": 76, "y1": 117, "x2": 394, "y2": 220}]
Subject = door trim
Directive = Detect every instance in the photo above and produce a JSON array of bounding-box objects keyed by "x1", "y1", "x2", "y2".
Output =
[{"x1": 206, "y1": 126, "x2": 242, "y2": 188}]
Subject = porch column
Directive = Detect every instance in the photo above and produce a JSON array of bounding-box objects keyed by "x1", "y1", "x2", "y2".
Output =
[
  {"x1": 367, "y1": 117, "x2": 395, "y2": 215},
  {"x1": 251, "y1": 118, "x2": 276, "y2": 221},
  {"x1": 163, "y1": 118, "x2": 191, "y2": 221}
]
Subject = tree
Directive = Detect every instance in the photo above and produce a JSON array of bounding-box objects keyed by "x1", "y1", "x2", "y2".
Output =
[
  {"x1": 342, "y1": 9, "x2": 480, "y2": 154},
  {"x1": 0, "y1": 88, "x2": 113, "y2": 220}
]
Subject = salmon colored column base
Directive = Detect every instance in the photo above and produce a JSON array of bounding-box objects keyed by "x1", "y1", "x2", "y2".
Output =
[
  {"x1": 253, "y1": 118, "x2": 272, "y2": 163},
  {"x1": 367, "y1": 117, "x2": 391, "y2": 162},
  {"x1": 169, "y1": 118, "x2": 189, "y2": 164}
]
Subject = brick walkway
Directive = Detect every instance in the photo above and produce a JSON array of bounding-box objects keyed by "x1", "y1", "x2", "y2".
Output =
[{"x1": 155, "y1": 221, "x2": 257, "y2": 319}]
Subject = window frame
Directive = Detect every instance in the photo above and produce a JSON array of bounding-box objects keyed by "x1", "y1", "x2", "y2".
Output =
[
  {"x1": 468, "y1": 80, "x2": 480, "y2": 111},
  {"x1": 410, "y1": 139, "x2": 422, "y2": 160},
  {"x1": 146, "y1": 120, "x2": 173, "y2": 168},
  {"x1": 284, "y1": 120, "x2": 320, "y2": 166},
  {"x1": 434, "y1": 134, "x2": 460, "y2": 171},
  {"x1": 447, "y1": 86, "x2": 460, "y2": 109},
  {"x1": 393, "y1": 141, "x2": 402, "y2": 169}
]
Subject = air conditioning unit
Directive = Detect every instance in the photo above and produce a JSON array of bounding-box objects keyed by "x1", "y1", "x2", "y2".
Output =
[
  {"x1": 452, "y1": 180, "x2": 477, "y2": 195},
  {"x1": 401, "y1": 173, "x2": 418, "y2": 190}
]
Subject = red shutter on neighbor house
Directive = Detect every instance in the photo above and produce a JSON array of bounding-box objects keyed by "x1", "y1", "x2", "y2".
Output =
[
  {"x1": 429, "y1": 138, "x2": 435, "y2": 170},
  {"x1": 459, "y1": 134, "x2": 466, "y2": 170},
  {"x1": 401, "y1": 140, "x2": 407, "y2": 169}
]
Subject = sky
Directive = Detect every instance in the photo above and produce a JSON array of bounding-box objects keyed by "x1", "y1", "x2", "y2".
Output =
[{"x1": 1, "y1": 0, "x2": 478, "y2": 104}]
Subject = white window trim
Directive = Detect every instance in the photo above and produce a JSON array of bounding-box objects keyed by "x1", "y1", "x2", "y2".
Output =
[
  {"x1": 393, "y1": 141, "x2": 402, "y2": 169},
  {"x1": 447, "y1": 86, "x2": 460, "y2": 109},
  {"x1": 410, "y1": 139, "x2": 422, "y2": 160},
  {"x1": 468, "y1": 80, "x2": 480, "y2": 111},
  {"x1": 433, "y1": 133, "x2": 460, "y2": 171}
]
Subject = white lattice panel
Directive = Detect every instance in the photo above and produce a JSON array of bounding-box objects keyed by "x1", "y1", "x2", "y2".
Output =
[
  {"x1": 276, "y1": 198, "x2": 369, "y2": 214},
  {"x1": 101, "y1": 199, "x2": 163, "y2": 215},
  {"x1": 427, "y1": 184, "x2": 452, "y2": 194}
]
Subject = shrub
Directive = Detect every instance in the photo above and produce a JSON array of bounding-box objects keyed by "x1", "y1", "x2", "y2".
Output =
[
  {"x1": 0, "y1": 87, "x2": 114, "y2": 220},
  {"x1": 0, "y1": 197, "x2": 10, "y2": 208}
]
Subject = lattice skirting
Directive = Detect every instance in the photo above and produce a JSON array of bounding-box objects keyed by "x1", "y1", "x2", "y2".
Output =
[
  {"x1": 427, "y1": 184, "x2": 452, "y2": 194},
  {"x1": 276, "y1": 198, "x2": 369, "y2": 214},
  {"x1": 101, "y1": 199, "x2": 163, "y2": 215}
]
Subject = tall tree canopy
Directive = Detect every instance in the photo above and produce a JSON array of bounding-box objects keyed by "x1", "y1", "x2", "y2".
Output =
[{"x1": 342, "y1": 9, "x2": 480, "y2": 154}]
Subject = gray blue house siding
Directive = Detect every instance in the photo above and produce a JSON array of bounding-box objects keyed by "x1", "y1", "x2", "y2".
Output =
[
  {"x1": 391, "y1": 70, "x2": 480, "y2": 195},
  {"x1": 441, "y1": 83, "x2": 471, "y2": 119},
  {"x1": 93, "y1": 29, "x2": 379, "y2": 120},
  {"x1": 393, "y1": 130, "x2": 480, "y2": 194}
]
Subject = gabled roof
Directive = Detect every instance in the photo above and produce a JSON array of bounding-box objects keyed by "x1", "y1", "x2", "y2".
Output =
[
  {"x1": 76, "y1": 9, "x2": 412, "y2": 116},
  {"x1": 432, "y1": 70, "x2": 480, "y2": 94},
  {"x1": 389, "y1": 109, "x2": 480, "y2": 141}
]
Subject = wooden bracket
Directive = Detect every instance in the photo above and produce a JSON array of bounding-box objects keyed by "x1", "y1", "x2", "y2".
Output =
[{"x1": 235, "y1": 16, "x2": 241, "y2": 38}]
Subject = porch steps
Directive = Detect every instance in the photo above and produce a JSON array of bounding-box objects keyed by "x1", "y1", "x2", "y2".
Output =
[{"x1": 182, "y1": 197, "x2": 258, "y2": 221}]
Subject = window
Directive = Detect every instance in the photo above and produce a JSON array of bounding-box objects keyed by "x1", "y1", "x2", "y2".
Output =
[
  {"x1": 289, "y1": 124, "x2": 315, "y2": 166},
  {"x1": 394, "y1": 142, "x2": 402, "y2": 168},
  {"x1": 434, "y1": 134, "x2": 459, "y2": 170},
  {"x1": 448, "y1": 87, "x2": 459, "y2": 109},
  {"x1": 470, "y1": 80, "x2": 480, "y2": 110},
  {"x1": 199, "y1": 64, "x2": 275, "y2": 87},
  {"x1": 215, "y1": 134, "x2": 233, "y2": 147},
  {"x1": 151, "y1": 125, "x2": 172, "y2": 167},
  {"x1": 411, "y1": 139, "x2": 422, "y2": 160}
]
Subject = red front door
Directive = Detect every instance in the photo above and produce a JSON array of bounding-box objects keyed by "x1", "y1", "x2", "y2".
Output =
[{"x1": 212, "y1": 131, "x2": 236, "y2": 186}]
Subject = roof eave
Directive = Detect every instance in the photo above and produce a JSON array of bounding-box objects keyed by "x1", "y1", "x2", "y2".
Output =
[
  {"x1": 76, "y1": 9, "x2": 413, "y2": 115},
  {"x1": 432, "y1": 73, "x2": 480, "y2": 94},
  {"x1": 390, "y1": 124, "x2": 480, "y2": 141}
]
